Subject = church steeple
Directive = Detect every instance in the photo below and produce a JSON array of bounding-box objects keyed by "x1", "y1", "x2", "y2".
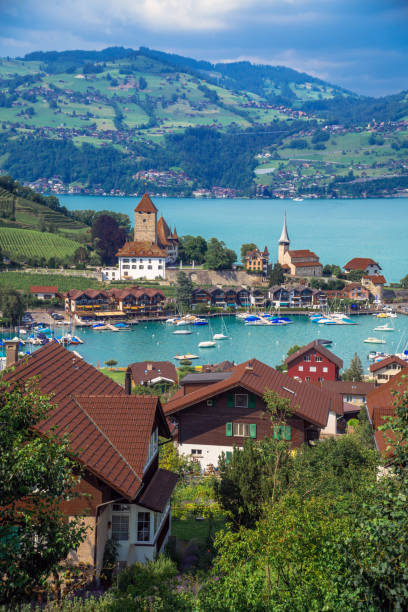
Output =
[{"x1": 279, "y1": 211, "x2": 290, "y2": 245}]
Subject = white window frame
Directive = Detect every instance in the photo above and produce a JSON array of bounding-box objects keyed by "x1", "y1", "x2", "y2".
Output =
[
  {"x1": 137, "y1": 511, "x2": 151, "y2": 542},
  {"x1": 233, "y1": 422, "x2": 250, "y2": 437},
  {"x1": 309, "y1": 366, "x2": 317, "y2": 372}
]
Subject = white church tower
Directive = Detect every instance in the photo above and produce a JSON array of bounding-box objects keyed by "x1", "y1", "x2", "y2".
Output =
[{"x1": 278, "y1": 211, "x2": 290, "y2": 265}]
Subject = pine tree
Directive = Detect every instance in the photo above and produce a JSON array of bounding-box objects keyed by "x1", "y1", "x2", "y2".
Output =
[
  {"x1": 342, "y1": 352, "x2": 364, "y2": 381},
  {"x1": 175, "y1": 271, "x2": 193, "y2": 310}
]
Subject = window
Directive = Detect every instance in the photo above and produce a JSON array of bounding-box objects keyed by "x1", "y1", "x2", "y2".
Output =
[
  {"x1": 137, "y1": 512, "x2": 151, "y2": 542},
  {"x1": 148, "y1": 265, "x2": 152, "y2": 270},
  {"x1": 158, "y1": 265, "x2": 163, "y2": 269},
  {"x1": 146, "y1": 428, "x2": 158, "y2": 464},
  {"x1": 235, "y1": 394, "x2": 248, "y2": 408},
  {"x1": 273, "y1": 425, "x2": 291, "y2": 441},
  {"x1": 304, "y1": 355, "x2": 311, "y2": 362},
  {"x1": 123, "y1": 258, "x2": 129, "y2": 263},
  {"x1": 139, "y1": 265, "x2": 144, "y2": 269},
  {"x1": 315, "y1": 356, "x2": 322, "y2": 362},
  {"x1": 122, "y1": 265, "x2": 130, "y2": 269},
  {"x1": 306, "y1": 376, "x2": 311, "y2": 382},
  {"x1": 140, "y1": 259, "x2": 143, "y2": 263},
  {"x1": 112, "y1": 504, "x2": 130, "y2": 541},
  {"x1": 132, "y1": 258, "x2": 136, "y2": 263},
  {"x1": 233, "y1": 422, "x2": 250, "y2": 437},
  {"x1": 207, "y1": 399, "x2": 215, "y2": 407},
  {"x1": 191, "y1": 449, "x2": 202, "y2": 455},
  {"x1": 132, "y1": 265, "x2": 136, "y2": 269},
  {"x1": 148, "y1": 259, "x2": 152, "y2": 263},
  {"x1": 298, "y1": 366, "x2": 303, "y2": 371},
  {"x1": 318, "y1": 377, "x2": 324, "y2": 382},
  {"x1": 323, "y1": 367, "x2": 328, "y2": 373},
  {"x1": 309, "y1": 366, "x2": 316, "y2": 372}
]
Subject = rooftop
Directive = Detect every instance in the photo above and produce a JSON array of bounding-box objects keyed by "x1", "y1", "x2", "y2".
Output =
[
  {"x1": 134, "y1": 192, "x2": 158, "y2": 214},
  {"x1": 344, "y1": 257, "x2": 380, "y2": 270},
  {"x1": 30, "y1": 285, "x2": 58, "y2": 293},
  {"x1": 370, "y1": 355, "x2": 408, "y2": 373},
  {"x1": 127, "y1": 360, "x2": 178, "y2": 385},
  {"x1": 285, "y1": 340, "x2": 343, "y2": 370},
  {"x1": 116, "y1": 241, "x2": 167, "y2": 258}
]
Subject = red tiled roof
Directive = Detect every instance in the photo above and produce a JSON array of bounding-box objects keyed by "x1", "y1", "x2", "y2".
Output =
[
  {"x1": 288, "y1": 249, "x2": 319, "y2": 259},
  {"x1": 137, "y1": 469, "x2": 179, "y2": 512},
  {"x1": 363, "y1": 275, "x2": 386, "y2": 285},
  {"x1": 285, "y1": 340, "x2": 343, "y2": 369},
  {"x1": 344, "y1": 258, "x2": 379, "y2": 270},
  {"x1": 66, "y1": 289, "x2": 109, "y2": 299},
  {"x1": 292, "y1": 261, "x2": 322, "y2": 268},
  {"x1": 367, "y1": 370, "x2": 408, "y2": 420},
  {"x1": 320, "y1": 380, "x2": 375, "y2": 396},
  {"x1": 164, "y1": 358, "x2": 341, "y2": 428},
  {"x1": 2, "y1": 344, "x2": 169, "y2": 500},
  {"x1": 30, "y1": 285, "x2": 58, "y2": 293},
  {"x1": 157, "y1": 216, "x2": 176, "y2": 247},
  {"x1": 134, "y1": 192, "x2": 158, "y2": 213},
  {"x1": 116, "y1": 241, "x2": 167, "y2": 258},
  {"x1": 128, "y1": 361, "x2": 178, "y2": 385},
  {"x1": 370, "y1": 355, "x2": 408, "y2": 373}
]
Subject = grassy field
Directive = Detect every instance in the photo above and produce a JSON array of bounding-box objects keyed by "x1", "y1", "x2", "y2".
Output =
[
  {"x1": 171, "y1": 517, "x2": 225, "y2": 544},
  {"x1": 98, "y1": 368, "x2": 126, "y2": 386},
  {"x1": 0, "y1": 272, "x2": 103, "y2": 292},
  {"x1": 0, "y1": 228, "x2": 83, "y2": 261}
]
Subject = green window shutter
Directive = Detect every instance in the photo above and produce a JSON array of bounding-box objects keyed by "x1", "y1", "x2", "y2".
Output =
[
  {"x1": 273, "y1": 425, "x2": 279, "y2": 440},
  {"x1": 226, "y1": 422, "x2": 233, "y2": 437},
  {"x1": 227, "y1": 394, "x2": 234, "y2": 408},
  {"x1": 249, "y1": 394, "x2": 256, "y2": 409},
  {"x1": 285, "y1": 426, "x2": 292, "y2": 441},
  {"x1": 250, "y1": 423, "x2": 257, "y2": 439},
  {"x1": 279, "y1": 425, "x2": 286, "y2": 439},
  {"x1": 225, "y1": 451, "x2": 232, "y2": 465}
]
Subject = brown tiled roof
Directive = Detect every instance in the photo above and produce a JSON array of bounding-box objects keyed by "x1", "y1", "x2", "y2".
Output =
[
  {"x1": 363, "y1": 275, "x2": 386, "y2": 285},
  {"x1": 292, "y1": 261, "x2": 322, "y2": 268},
  {"x1": 116, "y1": 241, "x2": 167, "y2": 258},
  {"x1": 157, "y1": 216, "x2": 174, "y2": 247},
  {"x1": 128, "y1": 361, "x2": 178, "y2": 385},
  {"x1": 367, "y1": 370, "x2": 408, "y2": 419},
  {"x1": 344, "y1": 257, "x2": 379, "y2": 270},
  {"x1": 288, "y1": 249, "x2": 319, "y2": 259},
  {"x1": 201, "y1": 360, "x2": 235, "y2": 373},
  {"x1": 137, "y1": 469, "x2": 179, "y2": 512},
  {"x1": 67, "y1": 289, "x2": 110, "y2": 299},
  {"x1": 285, "y1": 340, "x2": 343, "y2": 369},
  {"x1": 370, "y1": 355, "x2": 408, "y2": 373},
  {"x1": 134, "y1": 192, "x2": 158, "y2": 213},
  {"x1": 30, "y1": 285, "x2": 58, "y2": 294},
  {"x1": 164, "y1": 358, "x2": 341, "y2": 428},
  {"x1": 2, "y1": 343, "x2": 170, "y2": 500},
  {"x1": 320, "y1": 380, "x2": 375, "y2": 396}
]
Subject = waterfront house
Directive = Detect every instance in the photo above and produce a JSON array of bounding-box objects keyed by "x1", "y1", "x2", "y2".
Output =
[
  {"x1": 209, "y1": 287, "x2": 226, "y2": 308},
  {"x1": 268, "y1": 284, "x2": 327, "y2": 308},
  {"x1": 344, "y1": 258, "x2": 382, "y2": 276},
  {"x1": 164, "y1": 358, "x2": 342, "y2": 470},
  {"x1": 30, "y1": 285, "x2": 60, "y2": 300},
  {"x1": 111, "y1": 287, "x2": 165, "y2": 316},
  {"x1": 369, "y1": 355, "x2": 408, "y2": 385},
  {"x1": 250, "y1": 289, "x2": 266, "y2": 308},
  {"x1": 324, "y1": 282, "x2": 370, "y2": 303},
  {"x1": 277, "y1": 213, "x2": 323, "y2": 277},
  {"x1": 2, "y1": 342, "x2": 178, "y2": 574},
  {"x1": 244, "y1": 247, "x2": 269, "y2": 275},
  {"x1": 285, "y1": 340, "x2": 343, "y2": 383},
  {"x1": 65, "y1": 287, "x2": 165, "y2": 318},
  {"x1": 65, "y1": 289, "x2": 111, "y2": 315},
  {"x1": 191, "y1": 286, "x2": 251, "y2": 309},
  {"x1": 126, "y1": 360, "x2": 178, "y2": 393},
  {"x1": 191, "y1": 287, "x2": 211, "y2": 307},
  {"x1": 362, "y1": 275, "x2": 386, "y2": 302}
]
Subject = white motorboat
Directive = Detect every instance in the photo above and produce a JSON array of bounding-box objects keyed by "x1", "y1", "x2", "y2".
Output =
[
  {"x1": 213, "y1": 333, "x2": 229, "y2": 340},
  {"x1": 373, "y1": 324, "x2": 394, "y2": 332},
  {"x1": 174, "y1": 354, "x2": 199, "y2": 360},
  {"x1": 173, "y1": 330, "x2": 192, "y2": 335},
  {"x1": 364, "y1": 337, "x2": 386, "y2": 344},
  {"x1": 198, "y1": 340, "x2": 216, "y2": 348}
]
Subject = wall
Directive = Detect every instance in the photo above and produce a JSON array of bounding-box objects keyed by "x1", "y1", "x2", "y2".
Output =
[
  {"x1": 165, "y1": 268, "x2": 267, "y2": 287},
  {"x1": 288, "y1": 349, "x2": 338, "y2": 383},
  {"x1": 134, "y1": 211, "x2": 157, "y2": 243},
  {"x1": 119, "y1": 256, "x2": 165, "y2": 280}
]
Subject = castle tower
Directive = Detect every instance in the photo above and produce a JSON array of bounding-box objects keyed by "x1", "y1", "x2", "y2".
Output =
[
  {"x1": 133, "y1": 193, "x2": 158, "y2": 243},
  {"x1": 278, "y1": 211, "x2": 290, "y2": 265}
]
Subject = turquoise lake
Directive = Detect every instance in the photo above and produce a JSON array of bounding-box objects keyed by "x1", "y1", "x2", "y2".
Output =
[
  {"x1": 60, "y1": 195, "x2": 408, "y2": 283},
  {"x1": 6, "y1": 314, "x2": 408, "y2": 372}
]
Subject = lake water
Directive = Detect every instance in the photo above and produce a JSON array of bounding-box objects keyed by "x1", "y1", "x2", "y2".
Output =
[
  {"x1": 60, "y1": 195, "x2": 408, "y2": 283},
  {"x1": 5, "y1": 314, "x2": 408, "y2": 372}
]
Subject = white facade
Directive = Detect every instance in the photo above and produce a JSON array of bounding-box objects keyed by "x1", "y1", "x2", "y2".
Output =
[
  {"x1": 320, "y1": 410, "x2": 338, "y2": 436},
  {"x1": 102, "y1": 256, "x2": 166, "y2": 281},
  {"x1": 178, "y1": 442, "x2": 235, "y2": 471},
  {"x1": 365, "y1": 263, "x2": 381, "y2": 275}
]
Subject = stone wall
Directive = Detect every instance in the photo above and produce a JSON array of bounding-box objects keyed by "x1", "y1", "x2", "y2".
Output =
[{"x1": 166, "y1": 268, "x2": 267, "y2": 287}]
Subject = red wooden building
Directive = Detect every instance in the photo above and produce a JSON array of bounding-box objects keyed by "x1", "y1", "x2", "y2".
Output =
[{"x1": 285, "y1": 340, "x2": 343, "y2": 383}]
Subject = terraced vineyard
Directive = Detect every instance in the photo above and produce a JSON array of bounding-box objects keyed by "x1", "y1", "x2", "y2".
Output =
[{"x1": 0, "y1": 227, "x2": 82, "y2": 261}]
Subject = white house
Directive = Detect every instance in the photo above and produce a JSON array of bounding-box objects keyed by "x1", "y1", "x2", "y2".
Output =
[
  {"x1": 29, "y1": 285, "x2": 59, "y2": 300},
  {"x1": 102, "y1": 242, "x2": 167, "y2": 281}
]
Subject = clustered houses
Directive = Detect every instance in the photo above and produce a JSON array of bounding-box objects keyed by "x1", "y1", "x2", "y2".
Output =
[
  {"x1": 191, "y1": 287, "x2": 251, "y2": 309},
  {"x1": 65, "y1": 287, "x2": 165, "y2": 318},
  {"x1": 164, "y1": 358, "x2": 343, "y2": 471},
  {"x1": 268, "y1": 284, "x2": 328, "y2": 308},
  {"x1": 325, "y1": 283, "x2": 370, "y2": 302},
  {"x1": 244, "y1": 247, "x2": 269, "y2": 275},
  {"x1": 277, "y1": 213, "x2": 323, "y2": 277},
  {"x1": 2, "y1": 342, "x2": 178, "y2": 573},
  {"x1": 285, "y1": 340, "x2": 343, "y2": 384},
  {"x1": 369, "y1": 355, "x2": 408, "y2": 385},
  {"x1": 126, "y1": 361, "x2": 178, "y2": 393}
]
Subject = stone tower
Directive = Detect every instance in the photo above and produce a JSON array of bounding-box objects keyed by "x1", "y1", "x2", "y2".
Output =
[
  {"x1": 278, "y1": 211, "x2": 290, "y2": 265},
  {"x1": 133, "y1": 193, "x2": 158, "y2": 243}
]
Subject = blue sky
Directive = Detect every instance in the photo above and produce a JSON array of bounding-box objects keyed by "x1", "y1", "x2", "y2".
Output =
[{"x1": 0, "y1": 0, "x2": 407, "y2": 96}]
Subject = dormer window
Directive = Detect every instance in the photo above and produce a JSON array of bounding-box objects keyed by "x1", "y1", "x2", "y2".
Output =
[{"x1": 146, "y1": 427, "x2": 158, "y2": 466}]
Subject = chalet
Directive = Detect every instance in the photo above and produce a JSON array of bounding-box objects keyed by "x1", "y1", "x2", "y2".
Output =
[
  {"x1": 191, "y1": 286, "x2": 251, "y2": 309},
  {"x1": 2, "y1": 341, "x2": 178, "y2": 573},
  {"x1": 250, "y1": 289, "x2": 266, "y2": 308},
  {"x1": 126, "y1": 361, "x2": 178, "y2": 393},
  {"x1": 30, "y1": 285, "x2": 60, "y2": 300},
  {"x1": 164, "y1": 359, "x2": 342, "y2": 470},
  {"x1": 277, "y1": 213, "x2": 323, "y2": 277},
  {"x1": 191, "y1": 287, "x2": 211, "y2": 307},
  {"x1": 110, "y1": 288, "x2": 165, "y2": 316},
  {"x1": 209, "y1": 288, "x2": 226, "y2": 308},
  {"x1": 65, "y1": 287, "x2": 165, "y2": 318},
  {"x1": 369, "y1": 355, "x2": 408, "y2": 385},
  {"x1": 362, "y1": 275, "x2": 386, "y2": 301},
  {"x1": 324, "y1": 283, "x2": 370, "y2": 302},
  {"x1": 244, "y1": 247, "x2": 269, "y2": 275},
  {"x1": 344, "y1": 258, "x2": 382, "y2": 276},
  {"x1": 320, "y1": 380, "x2": 375, "y2": 421},
  {"x1": 268, "y1": 284, "x2": 328, "y2": 309},
  {"x1": 65, "y1": 290, "x2": 110, "y2": 315},
  {"x1": 285, "y1": 340, "x2": 343, "y2": 383}
]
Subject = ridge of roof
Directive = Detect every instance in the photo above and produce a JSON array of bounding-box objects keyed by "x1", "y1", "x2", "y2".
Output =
[
  {"x1": 134, "y1": 192, "x2": 158, "y2": 213},
  {"x1": 285, "y1": 340, "x2": 343, "y2": 369},
  {"x1": 370, "y1": 355, "x2": 408, "y2": 373}
]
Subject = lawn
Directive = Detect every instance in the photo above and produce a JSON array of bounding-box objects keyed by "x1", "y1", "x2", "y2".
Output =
[
  {"x1": 0, "y1": 272, "x2": 103, "y2": 292},
  {"x1": 0, "y1": 227, "x2": 83, "y2": 261},
  {"x1": 171, "y1": 517, "x2": 225, "y2": 545},
  {"x1": 98, "y1": 368, "x2": 126, "y2": 386}
]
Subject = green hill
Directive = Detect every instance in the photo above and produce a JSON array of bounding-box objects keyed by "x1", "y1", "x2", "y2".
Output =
[{"x1": 0, "y1": 226, "x2": 83, "y2": 262}]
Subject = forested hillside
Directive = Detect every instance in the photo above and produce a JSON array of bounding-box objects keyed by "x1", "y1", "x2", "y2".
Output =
[{"x1": 0, "y1": 46, "x2": 407, "y2": 197}]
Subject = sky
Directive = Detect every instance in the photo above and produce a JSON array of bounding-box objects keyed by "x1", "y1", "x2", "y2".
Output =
[{"x1": 0, "y1": 0, "x2": 407, "y2": 96}]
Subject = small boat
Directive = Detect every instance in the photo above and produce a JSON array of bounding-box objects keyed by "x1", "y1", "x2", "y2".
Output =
[
  {"x1": 193, "y1": 319, "x2": 208, "y2": 326},
  {"x1": 373, "y1": 324, "x2": 394, "y2": 332},
  {"x1": 173, "y1": 330, "x2": 192, "y2": 335},
  {"x1": 368, "y1": 350, "x2": 389, "y2": 360},
  {"x1": 213, "y1": 333, "x2": 228, "y2": 340},
  {"x1": 213, "y1": 317, "x2": 230, "y2": 340},
  {"x1": 364, "y1": 337, "x2": 386, "y2": 344},
  {"x1": 198, "y1": 340, "x2": 216, "y2": 348},
  {"x1": 174, "y1": 354, "x2": 199, "y2": 360},
  {"x1": 293, "y1": 197, "x2": 304, "y2": 202},
  {"x1": 318, "y1": 339, "x2": 333, "y2": 346},
  {"x1": 113, "y1": 322, "x2": 131, "y2": 330},
  {"x1": 70, "y1": 335, "x2": 84, "y2": 345}
]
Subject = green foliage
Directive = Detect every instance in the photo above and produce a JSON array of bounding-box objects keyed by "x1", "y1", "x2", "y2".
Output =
[
  {"x1": 204, "y1": 238, "x2": 237, "y2": 270},
  {"x1": 342, "y1": 352, "x2": 364, "y2": 381},
  {"x1": 267, "y1": 262, "x2": 285, "y2": 286},
  {"x1": 175, "y1": 270, "x2": 194, "y2": 308},
  {"x1": 0, "y1": 378, "x2": 86, "y2": 604},
  {"x1": 100, "y1": 538, "x2": 118, "y2": 588},
  {"x1": 0, "y1": 593, "x2": 114, "y2": 611},
  {"x1": 0, "y1": 288, "x2": 25, "y2": 325},
  {"x1": 347, "y1": 268, "x2": 365, "y2": 282},
  {"x1": 0, "y1": 227, "x2": 83, "y2": 263},
  {"x1": 91, "y1": 214, "x2": 126, "y2": 265},
  {"x1": 275, "y1": 344, "x2": 300, "y2": 372},
  {"x1": 179, "y1": 234, "x2": 207, "y2": 264},
  {"x1": 240, "y1": 242, "x2": 257, "y2": 263},
  {"x1": 103, "y1": 359, "x2": 118, "y2": 367},
  {"x1": 400, "y1": 273, "x2": 408, "y2": 288}
]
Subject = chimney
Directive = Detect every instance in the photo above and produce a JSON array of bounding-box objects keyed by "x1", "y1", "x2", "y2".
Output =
[
  {"x1": 147, "y1": 363, "x2": 153, "y2": 371},
  {"x1": 5, "y1": 340, "x2": 19, "y2": 368}
]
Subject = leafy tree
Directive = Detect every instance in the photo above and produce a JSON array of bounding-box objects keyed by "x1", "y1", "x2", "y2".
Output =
[
  {"x1": 92, "y1": 214, "x2": 126, "y2": 265},
  {"x1": 347, "y1": 268, "x2": 365, "y2": 282},
  {"x1": 267, "y1": 262, "x2": 285, "y2": 286},
  {"x1": 175, "y1": 270, "x2": 193, "y2": 309},
  {"x1": 240, "y1": 242, "x2": 257, "y2": 263},
  {"x1": 73, "y1": 246, "x2": 88, "y2": 265},
  {"x1": 275, "y1": 344, "x2": 300, "y2": 372},
  {"x1": 104, "y1": 359, "x2": 118, "y2": 367},
  {"x1": 204, "y1": 238, "x2": 236, "y2": 270},
  {"x1": 0, "y1": 378, "x2": 86, "y2": 604},
  {"x1": 138, "y1": 76, "x2": 147, "y2": 90},
  {"x1": 342, "y1": 352, "x2": 364, "y2": 381},
  {"x1": 0, "y1": 288, "x2": 25, "y2": 325},
  {"x1": 400, "y1": 273, "x2": 408, "y2": 288},
  {"x1": 179, "y1": 235, "x2": 207, "y2": 264}
]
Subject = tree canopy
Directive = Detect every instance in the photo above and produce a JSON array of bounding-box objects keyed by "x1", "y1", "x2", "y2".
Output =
[{"x1": 204, "y1": 238, "x2": 237, "y2": 270}]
